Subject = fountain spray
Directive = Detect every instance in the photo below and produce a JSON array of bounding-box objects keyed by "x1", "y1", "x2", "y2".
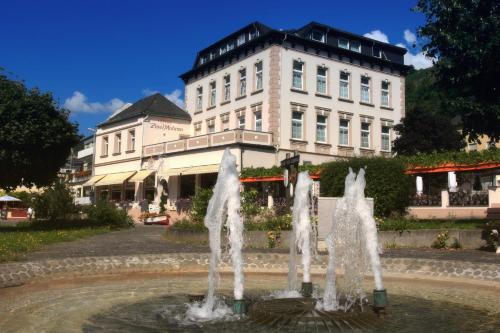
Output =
[
  {"x1": 187, "y1": 149, "x2": 245, "y2": 319},
  {"x1": 322, "y1": 168, "x2": 386, "y2": 312},
  {"x1": 288, "y1": 171, "x2": 314, "y2": 297}
]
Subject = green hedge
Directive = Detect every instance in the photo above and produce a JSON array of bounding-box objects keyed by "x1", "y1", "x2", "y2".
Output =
[
  {"x1": 320, "y1": 157, "x2": 412, "y2": 217},
  {"x1": 400, "y1": 149, "x2": 500, "y2": 168}
]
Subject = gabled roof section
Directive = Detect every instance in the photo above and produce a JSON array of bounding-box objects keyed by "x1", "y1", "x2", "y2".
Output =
[{"x1": 98, "y1": 93, "x2": 191, "y2": 128}]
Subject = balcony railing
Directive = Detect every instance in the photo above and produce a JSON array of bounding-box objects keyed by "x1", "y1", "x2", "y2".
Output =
[
  {"x1": 77, "y1": 146, "x2": 94, "y2": 159},
  {"x1": 449, "y1": 191, "x2": 489, "y2": 207},
  {"x1": 142, "y1": 129, "x2": 273, "y2": 157}
]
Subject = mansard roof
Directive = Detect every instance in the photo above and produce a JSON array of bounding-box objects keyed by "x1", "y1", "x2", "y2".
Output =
[
  {"x1": 180, "y1": 21, "x2": 410, "y2": 82},
  {"x1": 98, "y1": 93, "x2": 191, "y2": 128}
]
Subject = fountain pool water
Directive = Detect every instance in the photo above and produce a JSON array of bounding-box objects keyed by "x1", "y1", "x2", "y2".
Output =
[{"x1": 1, "y1": 273, "x2": 498, "y2": 333}]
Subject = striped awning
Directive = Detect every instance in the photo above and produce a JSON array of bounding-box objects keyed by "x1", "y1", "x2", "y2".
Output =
[
  {"x1": 129, "y1": 170, "x2": 154, "y2": 182},
  {"x1": 95, "y1": 171, "x2": 136, "y2": 186},
  {"x1": 162, "y1": 164, "x2": 220, "y2": 176},
  {"x1": 82, "y1": 175, "x2": 106, "y2": 186}
]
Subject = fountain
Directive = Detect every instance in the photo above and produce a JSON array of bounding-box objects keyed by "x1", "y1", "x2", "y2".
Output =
[{"x1": 186, "y1": 148, "x2": 245, "y2": 319}]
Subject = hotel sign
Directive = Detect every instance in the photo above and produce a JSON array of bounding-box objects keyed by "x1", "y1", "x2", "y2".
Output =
[{"x1": 150, "y1": 122, "x2": 184, "y2": 132}]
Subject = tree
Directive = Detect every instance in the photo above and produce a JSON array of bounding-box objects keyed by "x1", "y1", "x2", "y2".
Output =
[
  {"x1": 393, "y1": 106, "x2": 465, "y2": 155},
  {"x1": 414, "y1": 0, "x2": 500, "y2": 142},
  {"x1": 0, "y1": 70, "x2": 80, "y2": 190}
]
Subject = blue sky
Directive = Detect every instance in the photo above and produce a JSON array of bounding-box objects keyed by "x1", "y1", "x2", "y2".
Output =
[{"x1": 1, "y1": 0, "x2": 430, "y2": 137}]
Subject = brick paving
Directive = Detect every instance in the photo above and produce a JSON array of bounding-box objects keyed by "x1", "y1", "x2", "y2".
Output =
[{"x1": 18, "y1": 224, "x2": 500, "y2": 264}]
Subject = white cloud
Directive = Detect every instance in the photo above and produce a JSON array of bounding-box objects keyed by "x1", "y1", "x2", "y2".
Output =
[
  {"x1": 107, "y1": 102, "x2": 133, "y2": 119},
  {"x1": 64, "y1": 91, "x2": 126, "y2": 113},
  {"x1": 396, "y1": 43, "x2": 434, "y2": 69},
  {"x1": 142, "y1": 88, "x2": 159, "y2": 96},
  {"x1": 142, "y1": 88, "x2": 185, "y2": 108},
  {"x1": 363, "y1": 30, "x2": 389, "y2": 43},
  {"x1": 404, "y1": 29, "x2": 416, "y2": 45},
  {"x1": 164, "y1": 89, "x2": 184, "y2": 108}
]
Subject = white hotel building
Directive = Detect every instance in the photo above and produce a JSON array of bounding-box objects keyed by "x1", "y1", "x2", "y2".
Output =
[{"x1": 86, "y1": 21, "x2": 410, "y2": 215}]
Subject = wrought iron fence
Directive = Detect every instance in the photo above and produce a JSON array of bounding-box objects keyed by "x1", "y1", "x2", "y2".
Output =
[
  {"x1": 410, "y1": 194, "x2": 442, "y2": 206},
  {"x1": 449, "y1": 191, "x2": 489, "y2": 207}
]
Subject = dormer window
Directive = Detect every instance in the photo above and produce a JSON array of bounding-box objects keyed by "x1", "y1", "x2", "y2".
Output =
[
  {"x1": 227, "y1": 41, "x2": 235, "y2": 51},
  {"x1": 248, "y1": 29, "x2": 258, "y2": 41},
  {"x1": 373, "y1": 46, "x2": 381, "y2": 58},
  {"x1": 220, "y1": 45, "x2": 227, "y2": 54},
  {"x1": 310, "y1": 30, "x2": 325, "y2": 43},
  {"x1": 199, "y1": 56, "x2": 207, "y2": 65},
  {"x1": 237, "y1": 34, "x2": 245, "y2": 46},
  {"x1": 338, "y1": 38, "x2": 349, "y2": 49},
  {"x1": 350, "y1": 41, "x2": 361, "y2": 53}
]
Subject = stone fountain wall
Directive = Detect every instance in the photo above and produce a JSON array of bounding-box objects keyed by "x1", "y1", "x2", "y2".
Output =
[{"x1": 0, "y1": 253, "x2": 498, "y2": 289}]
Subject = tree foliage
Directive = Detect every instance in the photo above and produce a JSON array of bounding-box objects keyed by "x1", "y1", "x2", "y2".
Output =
[
  {"x1": 393, "y1": 106, "x2": 465, "y2": 155},
  {"x1": 414, "y1": 0, "x2": 500, "y2": 142},
  {"x1": 0, "y1": 70, "x2": 80, "y2": 190}
]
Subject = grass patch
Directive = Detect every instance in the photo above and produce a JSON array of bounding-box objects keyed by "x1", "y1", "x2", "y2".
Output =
[
  {"x1": 377, "y1": 218, "x2": 488, "y2": 232},
  {"x1": 0, "y1": 224, "x2": 111, "y2": 262}
]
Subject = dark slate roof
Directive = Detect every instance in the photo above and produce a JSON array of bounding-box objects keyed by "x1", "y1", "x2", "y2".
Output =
[
  {"x1": 98, "y1": 93, "x2": 191, "y2": 128},
  {"x1": 180, "y1": 21, "x2": 411, "y2": 82}
]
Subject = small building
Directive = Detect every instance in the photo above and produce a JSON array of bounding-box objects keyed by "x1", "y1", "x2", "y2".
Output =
[{"x1": 68, "y1": 135, "x2": 95, "y2": 205}]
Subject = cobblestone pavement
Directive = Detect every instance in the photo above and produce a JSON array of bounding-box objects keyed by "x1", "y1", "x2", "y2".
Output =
[{"x1": 18, "y1": 224, "x2": 500, "y2": 264}]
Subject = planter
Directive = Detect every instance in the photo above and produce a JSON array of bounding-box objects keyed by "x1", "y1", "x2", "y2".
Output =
[{"x1": 144, "y1": 215, "x2": 169, "y2": 225}]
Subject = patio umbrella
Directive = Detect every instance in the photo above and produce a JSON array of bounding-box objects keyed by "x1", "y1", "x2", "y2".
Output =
[{"x1": 0, "y1": 195, "x2": 22, "y2": 202}]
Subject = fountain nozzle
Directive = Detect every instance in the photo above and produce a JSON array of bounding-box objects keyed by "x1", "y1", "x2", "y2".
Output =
[
  {"x1": 233, "y1": 299, "x2": 246, "y2": 315},
  {"x1": 301, "y1": 282, "x2": 313, "y2": 297},
  {"x1": 373, "y1": 289, "x2": 387, "y2": 313}
]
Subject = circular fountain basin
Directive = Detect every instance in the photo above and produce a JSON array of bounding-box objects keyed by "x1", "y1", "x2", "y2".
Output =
[{"x1": 0, "y1": 272, "x2": 498, "y2": 333}]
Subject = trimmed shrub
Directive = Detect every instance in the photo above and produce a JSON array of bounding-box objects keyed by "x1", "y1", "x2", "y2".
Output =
[
  {"x1": 189, "y1": 188, "x2": 213, "y2": 223},
  {"x1": 170, "y1": 218, "x2": 207, "y2": 232},
  {"x1": 241, "y1": 188, "x2": 261, "y2": 219},
  {"x1": 320, "y1": 157, "x2": 412, "y2": 217},
  {"x1": 86, "y1": 201, "x2": 134, "y2": 229}
]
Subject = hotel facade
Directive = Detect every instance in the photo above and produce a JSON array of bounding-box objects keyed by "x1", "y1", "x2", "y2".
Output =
[{"x1": 85, "y1": 22, "x2": 410, "y2": 216}]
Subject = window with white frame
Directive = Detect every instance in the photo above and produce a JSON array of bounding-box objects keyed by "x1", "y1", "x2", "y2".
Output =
[
  {"x1": 220, "y1": 45, "x2": 227, "y2": 55},
  {"x1": 316, "y1": 66, "x2": 327, "y2": 94},
  {"x1": 248, "y1": 30, "x2": 258, "y2": 41},
  {"x1": 221, "y1": 114, "x2": 230, "y2": 131},
  {"x1": 292, "y1": 111, "x2": 303, "y2": 140},
  {"x1": 114, "y1": 133, "x2": 121, "y2": 154},
  {"x1": 239, "y1": 68, "x2": 246, "y2": 96},
  {"x1": 238, "y1": 114, "x2": 245, "y2": 129},
  {"x1": 350, "y1": 41, "x2": 361, "y2": 52},
  {"x1": 292, "y1": 60, "x2": 304, "y2": 90},
  {"x1": 196, "y1": 87, "x2": 203, "y2": 111},
  {"x1": 339, "y1": 119, "x2": 349, "y2": 146},
  {"x1": 237, "y1": 34, "x2": 245, "y2": 46},
  {"x1": 102, "y1": 136, "x2": 109, "y2": 156},
  {"x1": 381, "y1": 126, "x2": 391, "y2": 151},
  {"x1": 361, "y1": 122, "x2": 370, "y2": 148},
  {"x1": 338, "y1": 38, "x2": 349, "y2": 49},
  {"x1": 254, "y1": 111, "x2": 262, "y2": 132},
  {"x1": 316, "y1": 115, "x2": 327, "y2": 143},
  {"x1": 310, "y1": 30, "x2": 325, "y2": 42},
  {"x1": 361, "y1": 76, "x2": 371, "y2": 103},
  {"x1": 255, "y1": 61, "x2": 263, "y2": 91},
  {"x1": 128, "y1": 130, "x2": 135, "y2": 151},
  {"x1": 227, "y1": 42, "x2": 234, "y2": 51},
  {"x1": 381, "y1": 81, "x2": 390, "y2": 107},
  {"x1": 194, "y1": 122, "x2": 202, "y2": 135},
  {"x1": 207, "y1": 121, "x2": 215, "y2": 133},
  {"x1": 209, "y1": 81, "x2": 216, "y2": 106},
  {"x1": 223, "y1": 75, "x2": 231, "y2": 102},
  {"x1": 339, "y1": 71, "x2": 350, "y2": 99}
]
